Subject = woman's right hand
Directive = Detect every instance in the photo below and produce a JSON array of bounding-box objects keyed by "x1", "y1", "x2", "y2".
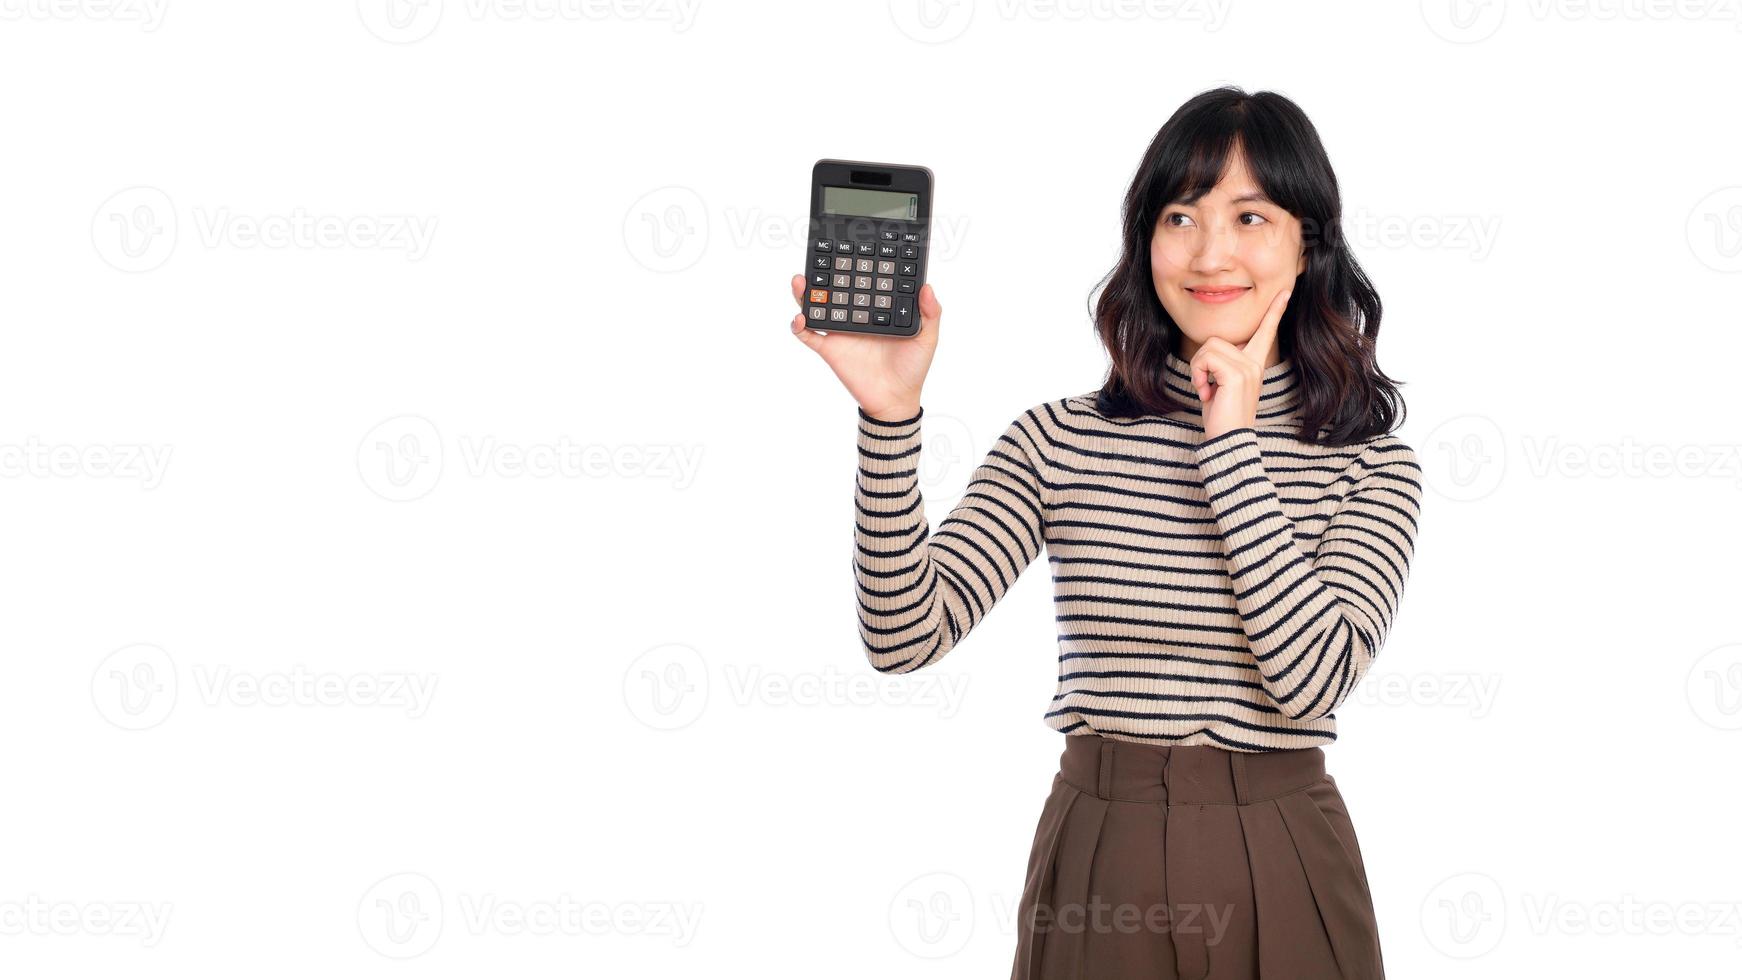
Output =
[{"x1": 789, "y1": 274, "x2": 940, "y2": 422}]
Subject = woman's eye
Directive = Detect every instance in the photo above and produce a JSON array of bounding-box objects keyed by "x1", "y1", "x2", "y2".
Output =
[
  {"x1": 1240, "y1": 211, "x2": 1268, "y2": 226},
  {"x1": 1163, "y1": 212, "x2": 1193, "y2": 227}
]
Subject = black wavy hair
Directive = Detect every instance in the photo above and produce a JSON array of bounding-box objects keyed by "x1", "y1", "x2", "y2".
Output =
[{"x1": 1090, "y1": 85, "x2": 1405, "y2": 446}]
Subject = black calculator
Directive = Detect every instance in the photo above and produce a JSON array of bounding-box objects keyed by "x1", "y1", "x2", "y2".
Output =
[{"x1": 804, "y1": 159, "x2": 933, "y2": 338}]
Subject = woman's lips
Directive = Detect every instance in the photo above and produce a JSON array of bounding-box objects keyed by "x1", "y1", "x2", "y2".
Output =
[{"x1": 1186, "y1": 286, "x2": 1251, "y2": 304}]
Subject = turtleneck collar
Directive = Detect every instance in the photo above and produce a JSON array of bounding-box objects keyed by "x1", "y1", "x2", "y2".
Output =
[{"x1": 1161, "y1": 348, "x2": 1302, "y2": 424}]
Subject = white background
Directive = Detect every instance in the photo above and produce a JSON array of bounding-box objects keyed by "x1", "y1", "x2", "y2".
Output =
[{"x1": 3, "y1": 1, "x2": 1741, "y2": 976}]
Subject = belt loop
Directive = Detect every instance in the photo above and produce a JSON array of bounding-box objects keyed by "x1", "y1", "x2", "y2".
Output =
[
  {"x1": 1230, "y1": 750, "x2": 1252, "y2": 805},
  {"x1": 1098, "y1": 739, "x2": 1115, "y2": 799}
]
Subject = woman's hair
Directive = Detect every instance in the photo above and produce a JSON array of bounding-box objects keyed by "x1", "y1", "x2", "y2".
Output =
[{"x1": 1090, "y1": 85, "x2": 1405, "y2": 446}]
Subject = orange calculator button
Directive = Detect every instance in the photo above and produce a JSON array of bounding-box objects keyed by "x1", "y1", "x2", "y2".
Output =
[{"x1": 808, "y1": 289, "x2": 831, "y2": 304}]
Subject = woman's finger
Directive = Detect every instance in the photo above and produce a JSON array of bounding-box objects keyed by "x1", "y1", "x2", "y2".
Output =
[
  {"x1": 791, "y1": 310, "x2": 827, "y2": 353},
  {"x1": 1241, "y1": 288, "x2": 1291, "y2": 365},
  {"x1": 915, "y1": 283, "x2": 942, "y2": 341}
]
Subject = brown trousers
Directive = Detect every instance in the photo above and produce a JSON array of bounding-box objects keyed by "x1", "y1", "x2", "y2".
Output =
[{"x1": 1010, "y1": 734, "x2": 1384, "y2": 979}]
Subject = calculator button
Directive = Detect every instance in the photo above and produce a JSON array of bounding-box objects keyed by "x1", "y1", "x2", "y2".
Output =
[
  {"x1": 832, "y1": 273, "x2": 851, "y2": 288},
  {"x1": 830, "y1": 290, "x2": 849, "y2": 305},
  {"x1": 880, "y1": 230, "x2": 900, "y2": 242},
  {"x1": 897, "y1": 279, "x2": 916, "y2": 293},
  {"x1": 875, "y1": 277, "x2": 893, "y2": 292},
  {"x1": 852, "y1": 293, "x2": 870, "y2": 307},
  {"x1": 900, "y1": 245, "x2": 919, "y2": 259},
  {"x1": 813, "y1": 255, "x2": 833, "y2": 270},
  {"x1": 856, "y1": 241, "x2": 876, "y2": 255},
  {"x1": 835, "y1": 241, "x2": 854, "y2": 253},
  {"x1": 810, "y1": 271, "x2": 830, "y2": 287},
  {"x1": 876, "y1": 260, "x2": 895, "y2": 276},
  {"x1": 898, "y1": 262, "x2": 917, "y2": 277},
  {"x1": 878, "y1": 243, "x2": 897, "y2": 258},
  {"x1": 814, "y1": 238, "x2": 833, "y2": 252},
  {"x1": 809, "y1": 289, "x2": 830, "y2": 304},
  {"x1": 834, "y1": 257, "x2": 852, "y2": 271},
  {"x1": 873, "y1": 311, "x2": 891, "y2": 326},
  {"x1": 874, "y1": 294, "x2": 892, "y2": 309},
  {"x1": 894, "y1": 298, "x2": 914, "y2": 327},
  {"x1": 854, "y1": 275, "x2": 872, "y2": 290},
  {"x1": 901, "y1": 232, "x2": 922, "y2": 243},
  {"x1": 851, "y1": 310, "x2": 870, "y2": 324},
  {"x1": 855, "y1": 258, "x2": 874, "y2": 273},
  {"x1": 829, "y1": 308, "x2": 848, "y2": 323},
  {"x1": 808, "y1": 306, "x2": 827, "y2": 320}
]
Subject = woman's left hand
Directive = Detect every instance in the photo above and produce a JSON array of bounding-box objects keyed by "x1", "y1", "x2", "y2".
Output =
[{"x1": 1191, "y1": 287, "x2": 1293, "y2": 440}]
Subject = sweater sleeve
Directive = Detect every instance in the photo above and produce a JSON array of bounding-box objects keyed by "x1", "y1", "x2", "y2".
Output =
[
  {"x1": 1192, "y1": 427, "x2": 1424, "y2": 721},
  {"x1": 853, "y1": 405, "x2": 1049, "y2": 674}
]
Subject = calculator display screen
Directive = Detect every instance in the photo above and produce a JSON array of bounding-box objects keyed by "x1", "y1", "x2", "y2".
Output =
[{"x1": 821, "y1": 186, "x2": 920, "y2": 221}]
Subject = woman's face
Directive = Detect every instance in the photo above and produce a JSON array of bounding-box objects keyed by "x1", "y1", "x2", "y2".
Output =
[{"x1": 1149, "y1": 150, "x2": 1306, "y2": 364}]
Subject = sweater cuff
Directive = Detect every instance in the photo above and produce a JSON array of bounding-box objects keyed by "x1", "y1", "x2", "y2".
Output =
[
  {"x1": 1194, "y1": 427, "x2": 1291, "y2": 554},
  {"x1": 857, "y1": 405, "x2": 925, "y2": 516},
  {"x1": 857, "y1": 405, "x2": 924, "y2": 427}
]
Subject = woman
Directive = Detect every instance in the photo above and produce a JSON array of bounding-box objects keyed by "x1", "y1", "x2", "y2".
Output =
[{"x1": 789, "y1": 86, "x2": 1423, "y2": 979}]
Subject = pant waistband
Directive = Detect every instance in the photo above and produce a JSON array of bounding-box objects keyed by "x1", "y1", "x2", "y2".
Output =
[{"x1": 1058, "y1": 733, "x2": 1326, "y2": 805}]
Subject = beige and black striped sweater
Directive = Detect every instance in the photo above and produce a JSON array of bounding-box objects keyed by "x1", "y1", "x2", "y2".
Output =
[{"x1": 852, "y1": 350, "x2": 1424, "y2": 752}]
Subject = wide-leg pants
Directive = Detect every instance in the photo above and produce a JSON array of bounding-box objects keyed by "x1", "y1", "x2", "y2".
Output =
[{"x1": 1009, "y1": 734, "x2": 1384, "y2": 979}]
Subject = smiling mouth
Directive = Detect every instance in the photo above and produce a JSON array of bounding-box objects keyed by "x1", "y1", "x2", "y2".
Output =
[{"x1": 1185, "y1": 285, "x2": 1251, "y2": 303}]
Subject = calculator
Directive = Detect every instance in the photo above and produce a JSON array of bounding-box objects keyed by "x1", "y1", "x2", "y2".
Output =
[{"x1": 804, "y1": 159, "x2": 933, "y2": 337}]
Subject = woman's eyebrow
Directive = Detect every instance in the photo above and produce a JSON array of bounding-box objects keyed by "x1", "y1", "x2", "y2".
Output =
[{"x1": 1168, "y1": 191, "x2": 1276, "y2": 207}]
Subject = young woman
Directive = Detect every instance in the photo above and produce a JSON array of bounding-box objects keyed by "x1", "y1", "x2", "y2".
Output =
[{"x1": 789, "y1": 86, "x2": 1423, "y2": 980}]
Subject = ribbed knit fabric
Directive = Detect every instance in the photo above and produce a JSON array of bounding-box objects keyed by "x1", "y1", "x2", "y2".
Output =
[{"x1": 853, "y1": 350, "x2": 1424, "y2": 752}]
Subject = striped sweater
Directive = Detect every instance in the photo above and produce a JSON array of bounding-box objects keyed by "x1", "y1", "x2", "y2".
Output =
[{"x1": 852, "y1": 350, "x2": 1424, "y2": 752}]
